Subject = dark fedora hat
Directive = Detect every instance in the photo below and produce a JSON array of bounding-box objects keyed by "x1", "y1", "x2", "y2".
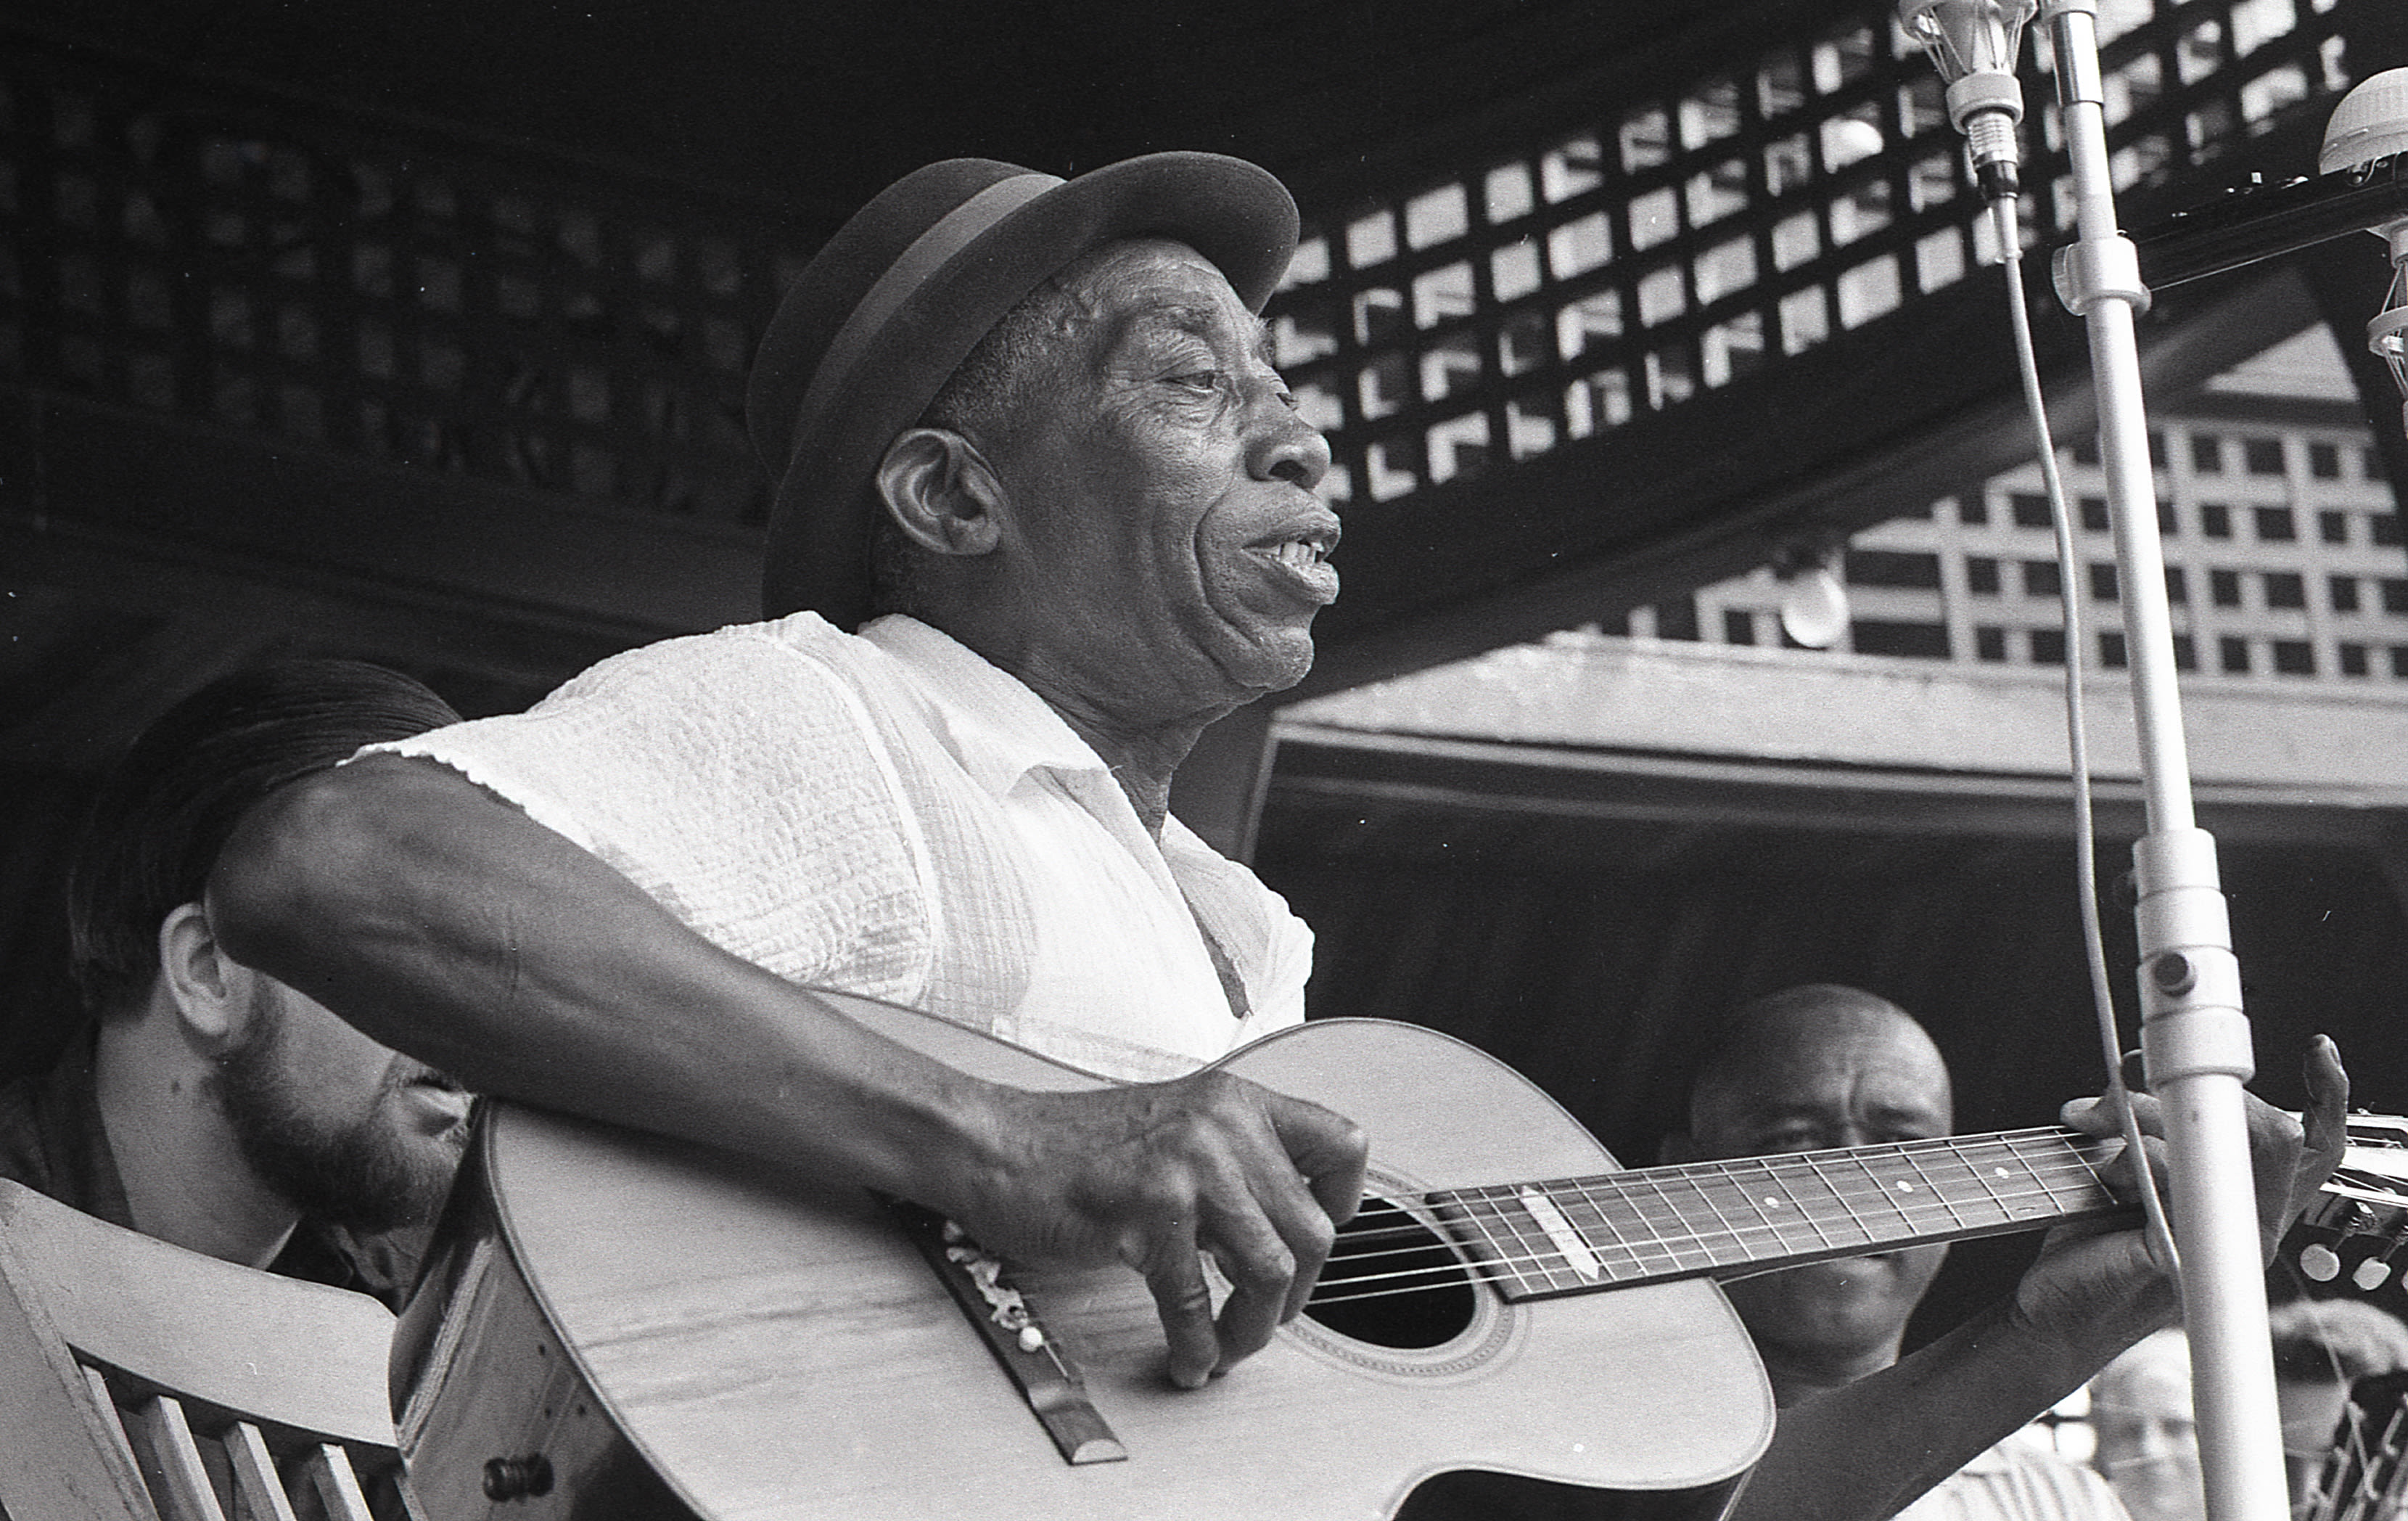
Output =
[{"x1": 745, "y1": 152, "x2": 1299, "y2": 628}]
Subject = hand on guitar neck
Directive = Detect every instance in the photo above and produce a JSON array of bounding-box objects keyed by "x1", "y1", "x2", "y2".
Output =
[
  {"x1": 1741, "y1": 1036, "x2": 2350, "y2": 1521},
  {"x1": 2006, "y1": 1035, "x2": 2351, "y2": 1356}
]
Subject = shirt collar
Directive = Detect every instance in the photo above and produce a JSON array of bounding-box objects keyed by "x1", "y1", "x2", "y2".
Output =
[{"x1": 859, "y1": 615, "x2": 1111, "y2": 798}]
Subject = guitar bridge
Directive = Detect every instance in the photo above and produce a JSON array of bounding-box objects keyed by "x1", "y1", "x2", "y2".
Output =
[{"x1": 882, "y1": 1197, "x2": 1127, "y2": 1467}]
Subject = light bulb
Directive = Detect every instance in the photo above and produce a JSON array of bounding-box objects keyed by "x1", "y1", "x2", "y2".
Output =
[{"x1": 1779, "y1": 567, "x2": 1851, "y2": 650}]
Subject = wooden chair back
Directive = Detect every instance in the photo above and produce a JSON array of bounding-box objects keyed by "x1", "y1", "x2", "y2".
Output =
[{"x1": 0, "y1": 1178, "x2": 414, "y2": 1520}]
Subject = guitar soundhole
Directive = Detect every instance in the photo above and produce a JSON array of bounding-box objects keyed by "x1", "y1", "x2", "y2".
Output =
[{"x1": 1303, "y1": 1195, "x2": 1477, "y2": 1349}]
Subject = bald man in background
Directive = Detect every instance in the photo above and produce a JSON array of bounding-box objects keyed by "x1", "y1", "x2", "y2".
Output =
[{"x1": 1662, "y1": 984, "x2": 2130, "y2": 1521}]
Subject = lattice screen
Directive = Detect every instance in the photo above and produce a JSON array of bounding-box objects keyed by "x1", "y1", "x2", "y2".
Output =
[
  {"x1": 0, "y1": 3, "x2": 2364, "y2": 532},
  {"x1": 1267, "y1": 0, "x2": 2353, "y2": 510},
  {"x1": 1, "y1": 50, "x2": 805, "y2": 528}
]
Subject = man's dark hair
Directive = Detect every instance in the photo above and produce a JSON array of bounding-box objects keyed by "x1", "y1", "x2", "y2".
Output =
[{"x1": 65, "y1": 659, "x2": 459, "y2": 1017}]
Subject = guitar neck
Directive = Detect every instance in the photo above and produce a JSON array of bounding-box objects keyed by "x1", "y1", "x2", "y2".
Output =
[{"x1": 1431, "y1": 1127, "x2": 2125, "y2": 1301}]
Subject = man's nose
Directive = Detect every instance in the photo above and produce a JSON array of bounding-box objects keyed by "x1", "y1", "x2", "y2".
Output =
[{"x1": 1244, "y1": 381, "x2": 1333, "y2": 491}]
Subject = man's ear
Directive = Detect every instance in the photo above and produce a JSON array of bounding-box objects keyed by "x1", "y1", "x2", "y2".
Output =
[
  {"x1": 155, "y1": 902, "x2": 250, "y2": 1044},
  {"x1": 875, "y1": 427, "x2": 1006, "y2": 559},
  {"x1": 1657, "y1": 1131, "x2": 1702, "y2": 1165}
]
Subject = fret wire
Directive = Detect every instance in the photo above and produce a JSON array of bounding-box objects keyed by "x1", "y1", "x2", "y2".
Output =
[
  {"x1": 1904, "y1": 1144, "x2": 1975, "y2": 1231},
  {"x1": 1589, "y1": 1169, "x2": 1666, "y2": 1280},
  {"x1": 1849, "y1": 1150, "x2": 1924, "y2": 1238},
  {"x1": 1610, "y1": 1171, "x2": 1698, "y2": 1275},
  {"x1": 1549, "y1": 1181, "x2": 1637, "y2": 1276},
  {"x1": 1796, "y1": 1152, "x2": 1879, "y2": 1248},
  {"x1": 1980, "y1": 1136, "x2": 2080, "y2": 1223},
  {"x1": 1714, "y1": 1165, "x2": 1791, "y2": 1260},
  {"x1": 1512, "y1": 1183, "x2": 1594, "y2": 1291},
  {"x1": 1725, "y1": 1155, "x2": 1824, "y2": 1255},
  {"x1": 2058, "y1": 1133, "x2": 2119, "y2": 1194},
  {"x1": 1452, "y1": 1186, "x2": 1543, "y2": 1295},
  {"x1": 1761, "y1": 1154, "x2": 1837, "y2": 1250},
  {"x1": 1963, "y1": 1137, "x2": 2026, "y2": 1223},
  {"x1": 1484, "y1": 1184, "x2": 1576, "y2": 1293},
  {"x1": 1375, "y1": 1157, "x2": 2111, "y2": 1242},
  {"x1": 2005, "y1": 1133, "x2": 2106, "y2": 1210},
  {"x1": 1549, "y1": 1179, "x2": 1646, "y2": 1282},
  {"x1": 1685, "y1": 1165, "x2": 1772, "y2": 1266},
  {"x1": 1463, "y1": 1189, "x2": 1560, "y2": 1299}
]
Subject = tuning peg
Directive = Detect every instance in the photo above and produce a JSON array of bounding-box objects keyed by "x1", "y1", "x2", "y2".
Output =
[
  {"x1": 2302, "y1": 1242, "x2": 2343, "y2": 1282},
  {"x1": 2357, "y1": 1256, "x2": 2396, "y2": 1291}
]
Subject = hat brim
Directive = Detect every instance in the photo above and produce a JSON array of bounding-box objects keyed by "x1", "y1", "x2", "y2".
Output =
[{"x1": 757, "y1": 152, "x2": 1300, "y2": 627}]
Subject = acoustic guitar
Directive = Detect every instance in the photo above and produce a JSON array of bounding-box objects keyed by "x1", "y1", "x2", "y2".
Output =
[{"x1": 386, "y1": 993, "x2": 2408, "y2": 1521}]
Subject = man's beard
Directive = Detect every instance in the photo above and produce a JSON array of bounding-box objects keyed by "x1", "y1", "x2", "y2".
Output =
[{"x1": 213, "y1": 1001, "x2": 467, "y2": 1236}]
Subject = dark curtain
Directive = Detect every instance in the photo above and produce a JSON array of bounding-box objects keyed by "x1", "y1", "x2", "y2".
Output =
[{"x1": 0, "y1": 766, "x2": 94, "y2": 1080}]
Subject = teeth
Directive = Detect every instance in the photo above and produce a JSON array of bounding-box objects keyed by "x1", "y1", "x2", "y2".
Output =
[{"x1": 1275, "y1": 540, "x2": 1320, "y2": 569}]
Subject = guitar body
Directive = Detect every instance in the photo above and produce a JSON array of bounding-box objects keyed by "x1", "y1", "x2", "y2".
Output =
[{"x1": 391, "y1": 1001, "x2": 1772, "y2": 1520}]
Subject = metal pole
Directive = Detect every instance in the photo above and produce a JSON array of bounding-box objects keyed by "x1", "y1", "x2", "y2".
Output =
[{"x1": 2039, "y1": 5, "x2": 2285, "y2": 1518}]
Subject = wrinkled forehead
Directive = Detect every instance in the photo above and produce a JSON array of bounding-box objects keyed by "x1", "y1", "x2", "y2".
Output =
[
  {"x1": 1050, "y1": 237, "x2": 1274, "y2": 357},
  {"x1": 1694, "y1": 1015, "x2": 1955, "y2": 1132}
]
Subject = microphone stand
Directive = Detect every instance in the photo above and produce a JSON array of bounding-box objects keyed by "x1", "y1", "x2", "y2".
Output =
[{"x1": 2039, "y1": 3, "x2": 2288, "y2": 1517}]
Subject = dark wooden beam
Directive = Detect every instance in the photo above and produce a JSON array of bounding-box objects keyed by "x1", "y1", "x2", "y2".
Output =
[
  {"x1": 1265, "y1": 728, "x2": 2403, "y2": 854},
  {"x1": 1, "y1": 386, "x2": 760, "y2": 671}
]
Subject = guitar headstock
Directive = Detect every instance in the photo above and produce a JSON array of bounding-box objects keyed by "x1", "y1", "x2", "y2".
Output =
[
  {"x1": 2295, "y1": 1115, "x2": 2408, "y2": 1292},
  {"x1": 2302, "y1": 1368, "x2": 2408, "y2": 1521}
]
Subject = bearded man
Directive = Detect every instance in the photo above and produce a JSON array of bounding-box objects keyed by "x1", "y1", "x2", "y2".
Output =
[{"x1": 0, "y1": 659, "x2": 471, "y2": 1306}]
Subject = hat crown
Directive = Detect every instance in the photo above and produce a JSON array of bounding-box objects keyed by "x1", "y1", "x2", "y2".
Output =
[{"x1": 745, "y1": 158, "x2": 1051, "y2": 475}]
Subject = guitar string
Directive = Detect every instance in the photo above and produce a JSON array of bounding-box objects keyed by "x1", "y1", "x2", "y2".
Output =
[
  {"x1": 1319, "y1": 1165, "x2": 2128, "y2": 1271},
  {"x1": 1303, "y1": 1157, "x2": 2126, "y2": 1302},
  {"x1": 1320, "y1": 1134, "x2": 2113, "y2": 1261},
  {"x1": 1307, "y1": 1187, "x2": 2119, "y2": 1297},
  {"x1": 2314, "y1": 1402, "x2": 2408, "y2": 1520},
  {"x1": 1195, "y1": 1124, "x2": 2375, "y2": 1309},
  {"x1": 1304, "y1": 1184, "x2": 2121, "y2": 1305},
  {"x1": 1307, "y1": 1121, "x2": 2394, "y2": 1295},
  {"x1": 1317, "y1": 1147, "x2": 2121, "y2": 1271}
]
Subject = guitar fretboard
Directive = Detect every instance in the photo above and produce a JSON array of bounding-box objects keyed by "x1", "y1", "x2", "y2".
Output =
[{"x1": 1429, "y1": 1128, "x2": 2123, "y2": 1301}]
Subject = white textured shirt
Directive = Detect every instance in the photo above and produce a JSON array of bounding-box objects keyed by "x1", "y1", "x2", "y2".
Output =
[
  {"x1": 1896, "y1": 1436, "x2": 2132, "y2": 1521},
  {"x1": 374, "y1": 613, "x2": 1311, "y2": 1081}
]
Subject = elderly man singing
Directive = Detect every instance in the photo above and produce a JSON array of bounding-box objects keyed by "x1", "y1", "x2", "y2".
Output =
[{"x1": 208, "y1": 152, "x2": 2343, "y2": 1519}]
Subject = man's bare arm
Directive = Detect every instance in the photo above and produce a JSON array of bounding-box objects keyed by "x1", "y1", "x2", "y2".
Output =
[
  {"x1": 207, "y1": 753, "x2": 1366, "y2": 1387},
  {"x1": 1733, "y1": 1037, "x2": 2349, "y2": 1521}
]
